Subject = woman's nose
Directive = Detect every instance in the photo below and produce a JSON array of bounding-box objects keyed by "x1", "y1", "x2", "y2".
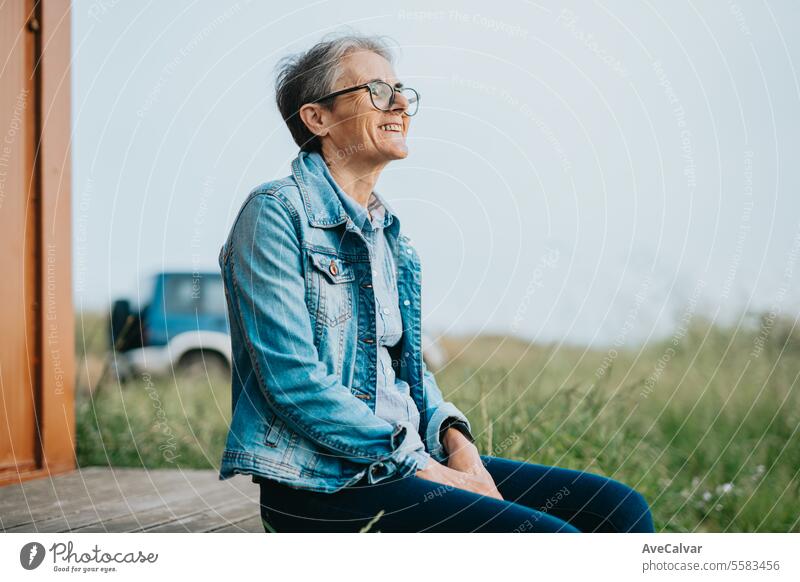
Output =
[{"x1": 391, "y1": 89, "x2": 409, "y2": 114}]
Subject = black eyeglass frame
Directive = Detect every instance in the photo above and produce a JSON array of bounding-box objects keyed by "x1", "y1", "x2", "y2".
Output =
[{"x1": 309, "y1": 80, "x2": 419, "y2": 116}]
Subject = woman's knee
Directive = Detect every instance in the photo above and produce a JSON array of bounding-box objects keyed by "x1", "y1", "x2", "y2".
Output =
[
  {"x1": 603, "y1": 480, "x2": 655, "y2": 532},
  {"x1": 627, "y1": 489, "x2": 655, "y2": 532},
  {"x1": 511, "y1": 510, "x2": 581, "y2": 533}
]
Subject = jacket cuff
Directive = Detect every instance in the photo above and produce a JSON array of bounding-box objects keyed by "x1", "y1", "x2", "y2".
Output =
[
  {"x1": 366, "y1": 421, "x2": 430, "y2": 484},
  {"x1": 425, "y1": 402, "x2": 473, "y2": 463}
]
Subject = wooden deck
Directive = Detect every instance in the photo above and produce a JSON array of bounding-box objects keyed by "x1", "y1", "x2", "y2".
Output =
[{"x1": 0, "y1": 467, "x2": 263, "y2": 533}]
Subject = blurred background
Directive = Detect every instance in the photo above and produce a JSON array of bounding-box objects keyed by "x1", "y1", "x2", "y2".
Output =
[
  {"x1": 74, "y1": 0, "x2": 800, "y2": 345},
  {"x1": 3, "y1": 0, "x2": 799, "y2": 532}
]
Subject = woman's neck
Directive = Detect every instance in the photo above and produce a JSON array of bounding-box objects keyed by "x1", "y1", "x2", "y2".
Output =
[{"x1": 322, "y1": 149, "x2": 386, "y2": 208}]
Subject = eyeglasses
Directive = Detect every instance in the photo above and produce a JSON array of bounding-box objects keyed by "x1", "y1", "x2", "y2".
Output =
[{"x1": 310, "y1": 80, "x2": 419, "y2": 116}]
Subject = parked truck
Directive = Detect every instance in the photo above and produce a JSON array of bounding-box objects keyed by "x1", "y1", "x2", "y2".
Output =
[
  {"x1": 109, "y1": 272, "x2": 231, "y2": 379},
  {"x1": 109, "y1": 271, "x2": 447, "y2": 380}
]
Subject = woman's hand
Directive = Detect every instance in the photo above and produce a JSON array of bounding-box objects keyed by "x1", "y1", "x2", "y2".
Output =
[
  {"x1": 443, "y1": 428, "x2": 503, "y2": 500},
  {"x1": 415, "y1": 458, "x2": 503, "y2": 500},
  {"x1": 415, "y1": 428, "x2": 503, "y2": 500}
]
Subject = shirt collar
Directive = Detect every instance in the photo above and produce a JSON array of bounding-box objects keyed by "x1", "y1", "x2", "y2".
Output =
[
  {"x1": 291, "y1": 150, "x2": 397, "y2": 231},
  {"x1": 338, "y1": 190, "x2": 393, "y2": 233}
]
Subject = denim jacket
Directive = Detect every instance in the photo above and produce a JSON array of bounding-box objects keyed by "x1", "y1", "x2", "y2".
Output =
[{"x1": 218, "y1": 150, "x2": 473, "y2": 492}]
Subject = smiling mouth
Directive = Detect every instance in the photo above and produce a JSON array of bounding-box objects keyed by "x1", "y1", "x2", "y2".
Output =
[{"x1": 378, "y1": 123, "x2": 403, "y2": 132}]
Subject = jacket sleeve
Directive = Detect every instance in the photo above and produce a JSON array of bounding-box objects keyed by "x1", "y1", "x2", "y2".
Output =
[
  {"x1": 420, "y1": 358, "x2": 475, "y2": 463},
  {"x1": 226, "y1": 190, "x2": 430, "y2": 483}
]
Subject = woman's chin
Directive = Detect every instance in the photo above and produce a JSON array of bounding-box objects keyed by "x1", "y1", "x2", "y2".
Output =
[
  {"x1": 392, "y1": 146, "x2": 409, "y2": 159},
  {"x1": 381, "y1": 141, "x2": 408, "y2": 160},
  {"x1": 370, "y1": 132, "x2": 407, "y2": 159}
]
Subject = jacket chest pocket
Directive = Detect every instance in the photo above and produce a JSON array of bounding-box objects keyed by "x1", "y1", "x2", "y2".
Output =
[{"x1": 306, "y1": 250, "x2": 355, "y2": 327}]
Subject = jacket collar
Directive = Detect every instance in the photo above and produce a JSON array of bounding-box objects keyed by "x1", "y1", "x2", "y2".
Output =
[{"x1": 291, "y1": 150, "x2": 398, "y2": 229}]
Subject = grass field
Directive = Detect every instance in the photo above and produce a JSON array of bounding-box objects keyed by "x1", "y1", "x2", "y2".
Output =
[{"x1": 74, "y1": 310, "x2": 800, "y2": 532}]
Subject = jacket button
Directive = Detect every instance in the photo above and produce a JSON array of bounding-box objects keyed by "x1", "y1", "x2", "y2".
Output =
[
  {"x1": 329, "y1": 260, "x2": 338, "y2": 276},
  {"x1": 363, "y1": 337, "x2": 375, "y2": 344},
  {"x1": 403, "y1": 299, "x2": 410, "y2": 306}
]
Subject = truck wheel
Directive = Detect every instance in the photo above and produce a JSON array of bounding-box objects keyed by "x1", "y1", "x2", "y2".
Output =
[{"x1": 177, "y1": 350, "x2": 230, "y2": 379}]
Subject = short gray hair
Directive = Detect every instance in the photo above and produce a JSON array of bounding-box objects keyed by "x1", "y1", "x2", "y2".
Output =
[{"x1": 275, "y1": 32, "x2": 396, "y2": 153}]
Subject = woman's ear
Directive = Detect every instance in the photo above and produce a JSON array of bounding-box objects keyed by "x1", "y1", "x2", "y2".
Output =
[{"x1": 298, "y1": 103, "x2": 329, "y2": 138}]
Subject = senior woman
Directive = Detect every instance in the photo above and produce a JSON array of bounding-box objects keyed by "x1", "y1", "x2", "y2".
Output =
[{"x1": 218, "y1": 33, "x2": 654, "y2": 533}]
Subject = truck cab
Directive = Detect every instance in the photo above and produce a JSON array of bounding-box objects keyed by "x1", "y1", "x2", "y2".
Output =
[{"x1": 110, "y1": 272, "x2": 231, "y2": 378}]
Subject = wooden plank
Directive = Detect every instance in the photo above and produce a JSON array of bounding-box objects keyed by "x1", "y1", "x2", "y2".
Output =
[
  {"x1": 145, "y1": 497, "x2": 259, "y2": 533},
  {"x1": 0, "y1": 466, "x2": 166, "y2": 514},
  {"x1": 8, "y1": 471, "x2": 205, "y2": 533},
  {"x1": 0, "y1": 0, "x2": 74, "y2": 488},
  {"x1": 0, "y1": 467, "x2": 115, "y2": 527},
  {"x1": 0, "y1": 468, "x2": 258, "y2": 533},
  {"x1": 0, "y1": 0, "x2": 39, "y2": 476},
  {"x1": 72, "y1": 491, "x2": 242, "y2": 533},
  {"x1": 50, "y1": 472, "x2": 248, "y2": 533},
  {"x1": 53, "y1": 469, "x2": 233, "y2": 532},
  {"x1": 70, "y1": 475, "x2": 255, "y2": 533},
  {"x1": 211, "y1": 514, "x2": 265, "y2": 533},
  {"x1": 1, "y1": 467, "x2": 193, "y2": 530},
  {"x1": 38, "y1": 0, "x2": 76, "y2": 481}
]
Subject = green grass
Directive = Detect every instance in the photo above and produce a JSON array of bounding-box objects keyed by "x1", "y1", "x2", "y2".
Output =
[{"x1": 75, "y1": 311, "x2": 800, "y2": 532}]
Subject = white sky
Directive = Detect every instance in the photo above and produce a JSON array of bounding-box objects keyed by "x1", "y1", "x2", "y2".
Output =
[{"x1": 72, "y1": 0, "x2": 800, "y2": 347}]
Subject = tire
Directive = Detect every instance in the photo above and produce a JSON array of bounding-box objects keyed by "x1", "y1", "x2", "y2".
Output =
[{"x1": 177, "y1": 350, "x2": 230, "y2": 379}]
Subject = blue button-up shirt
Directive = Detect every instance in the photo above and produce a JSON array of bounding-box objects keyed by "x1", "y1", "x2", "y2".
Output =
[{"x1": 336, "y1": 189, "x2": 432, "y2": 470}]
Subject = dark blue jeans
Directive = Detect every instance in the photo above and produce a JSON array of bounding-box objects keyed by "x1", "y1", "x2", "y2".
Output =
[{"x1": 255, "y1": 455, "x2": 655, "y2": 532}]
